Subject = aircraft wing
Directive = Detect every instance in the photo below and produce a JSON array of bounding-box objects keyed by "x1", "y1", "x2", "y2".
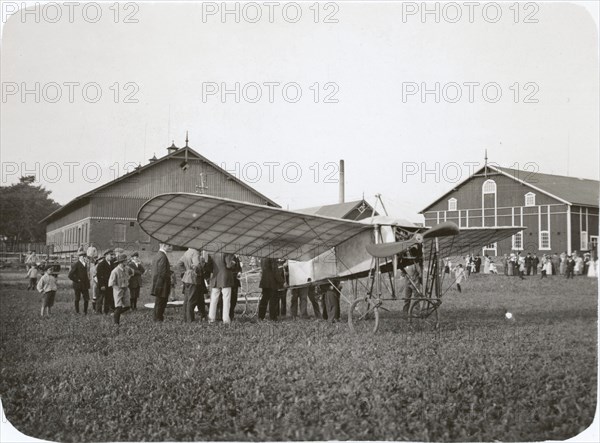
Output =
[
  {"x1": 434, "y1": 226, "x2": 525, "y2": 258},
  {"x1": 137, "y1": 193, "x2": 372, "y2": 260},
  {"x1": 365, "y1": 222, "x2": 524, "y2": 259}
]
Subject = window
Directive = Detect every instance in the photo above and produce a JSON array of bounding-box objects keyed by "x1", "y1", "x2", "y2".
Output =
[
  {"x1": 512, "y1": 231, "x2": 523, "y2": 250},
  {"x1": 525, "y1": 192, "x2": 535, "y2": 207},
  {"x1": 539, "y1": 230, "x2": 550, "y2": 250},
  {"x1": 483, "y1": 242, "x2": 497, "y2": 255},
  {"x1": 114, "y1": 223, "x2": 126, "y2": 242},
  {"x1": 581, "y1": 231, "x2": 588, "y2": 250},
  {"x1": 482, "y1": 179, "x2": 496, "y2": 194},
  {"x1": 448, "y1": 198, "x2": 457, "y2": 211}
]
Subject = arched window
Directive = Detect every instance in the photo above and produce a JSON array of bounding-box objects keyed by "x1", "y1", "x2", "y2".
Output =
[
  {"x1": 482, "y1": 179, "x2": 496, "y2": 194},
  {"x1": 448, "y1": 198, "x2": 457, "y2": 211},
  {"x1": 525, "y1": 192, "x2": 535, "y2": 206}
]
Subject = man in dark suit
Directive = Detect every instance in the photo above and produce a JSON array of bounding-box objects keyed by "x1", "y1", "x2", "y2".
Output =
[
  {"x1": 217, "y1": 254, "x2": 242, "y2": 320},
  {"x1": 151, "y1": 243, "x2": 172, "y2": 322},
  {"x1": 258, "y1": 257, "x2": 285, "y2": 321},
  {"x1": 68, "y1": 251, "x2": 91, "y2": 314},
  {"x1": 128, "y1": 252, "x2": 145, "y2": 311},
  {"x1": 95, "y1": 250, "x2": 115, "y2": 314},
  {"x1": 207, "y1": 252, "x2": 236, "y2": 324}
]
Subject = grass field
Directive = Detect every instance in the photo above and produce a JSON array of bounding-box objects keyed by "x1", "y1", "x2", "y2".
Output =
[{"x1": 0, "y1": 269, "x2": 597, "y2": 442}]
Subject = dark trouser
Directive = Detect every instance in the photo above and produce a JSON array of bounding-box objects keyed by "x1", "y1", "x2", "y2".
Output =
[
  {"x1": 457, "y1": 283, "x2": 462, "y2": 293},
  {"x1": 154, "y1": 297, "x2": 168, "y2": 322},
  {"x1": 195, "y1": 287, "x2": 208, "y2": 320},
  {"x1": 258, "y1": 288, "x2": 279, "y2": 320},
  {"x1": 97, "y1": 288, "x2": 113, "y2": 314},
  {"x1": 526, "y1": 265, "x2": 532, "y2": 276},
  {"x1": 28, "y1": 278, "x2": 37, "y2": 290},
  {"x1": 278, "y1": 289, "x2": 287, "y2": 317},
  {"x1": 532, "y1": 266, "x2": 537, "y2": 275},
  {"x1": 130, "y1": 287, "x2": 140, "y2": 310},
  {"x1": 290, "y1": 288, "x2": 307, "y2": 318},
  {"x1": 307, "y1": 290, "x2": 321, "y2": 318},
  {"x1": 183, "y1": 283, "x2": 198, "y2": 322},
  {"x1": 325, "y1": 292, "x2": 340, "y2": 323},
  {"x1": 74, "y1": 287, "x2": 89, "y2": 314},
  {"x1": 321, "y1": 293, "x2": 328, "y2": 320},
  {"x1": 566, "y1": 269, "x2": 574, "y2": 279},
  {"x1": 217, "y1": 286, "x2": 238, "y2": 320},
  {"x1": 541, "y1": 270, "x2": 546, "y2": 278},
  {"x1": 114, "y1": 306, "x2": 130, "y2": 324}
]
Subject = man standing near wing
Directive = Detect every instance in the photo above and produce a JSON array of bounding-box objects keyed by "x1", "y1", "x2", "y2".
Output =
[
  {"x1": 207, "y1": 252, "x2": 236, "y2": 324},
  {"x1": 151, "y1": 243, "x2": 172, "y2": 322},
  {"x1": 258, "y1": 257, "x2": 285, "y2": 321},
  {"x1": 178, "y1": 248, "x2": 209, "y2": 322}
]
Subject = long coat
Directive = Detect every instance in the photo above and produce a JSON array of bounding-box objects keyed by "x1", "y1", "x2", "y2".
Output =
[
  {"x1": 150, "y1": 251, "x2": 171, "y2": 299},
  {"x1": 68, "y1": 260, "x2": 90, "y2": 290},
  {"x1": 96, "y1": 258, "x2": 113, "y2": 289},
  {"x1": 208, "y1": 253, "x2": 236, "y2": 288},
  {"x1": 259, "y1": 258, "x2": 284, "y2": 290}
]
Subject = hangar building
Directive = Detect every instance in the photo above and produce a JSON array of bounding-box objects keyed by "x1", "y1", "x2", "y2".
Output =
[
  {"x1": 42, "y1": 139, "x2": 279, "y2": 256},
  {"x1": 420, "y1": 164, "x2": 599, "y2": 256}
]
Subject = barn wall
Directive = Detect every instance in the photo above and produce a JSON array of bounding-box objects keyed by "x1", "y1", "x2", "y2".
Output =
[
  {"x1": 421, "y1": 172, "x2": 580, "y2": 256},
  {"x1": 93, "y1": 157, "x2": 271, "y2": 206},
  {"x1": 424, "y1": 172, "x2": 564, "y2": 214},
  {"x1": 46, "y1": 202, "x2": 90, "y2": 232},
  {"x1": 89, "y1": 219, "x2": 159, "y2": 255}
]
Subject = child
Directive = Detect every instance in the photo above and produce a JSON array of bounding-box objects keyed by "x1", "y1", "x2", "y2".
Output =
[
  {"x1": 37, "y1": 267, "x2": 58, "y2": 316},
  {"x1": 454, "y1": 264, "x2": 465, "y2": 293},
  {"x1": 26, "y1": 264, "x2": 39, "y2": 290}
]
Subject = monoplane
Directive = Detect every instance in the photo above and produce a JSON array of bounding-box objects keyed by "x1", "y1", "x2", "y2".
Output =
[{"x1": 137, "y1": 193, "x2": 523, "y2": 331}]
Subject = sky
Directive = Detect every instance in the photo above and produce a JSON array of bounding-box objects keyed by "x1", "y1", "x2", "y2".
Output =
[{"x1": 1, "y1": 1, "x2": 599, "y2": 223}]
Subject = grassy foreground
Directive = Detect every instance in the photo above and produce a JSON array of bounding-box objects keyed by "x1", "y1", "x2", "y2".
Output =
[{"x1": 0, "y1": 269, "x2": 597, "y2": 442}]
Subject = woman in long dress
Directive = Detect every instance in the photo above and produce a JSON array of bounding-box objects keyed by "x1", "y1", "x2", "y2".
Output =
[
  {"x1": 587, "y1": 259, "x2": 598, "y2": 278},
  {"x1": 559, "y1": 252, "x2": 567, "y2": 275},
  {"x1": 545, "y1": 256, "x2": 553, "y2": 275},
  {"x1": 483, "y1": 255, "x2": 491, "y2": 274}
]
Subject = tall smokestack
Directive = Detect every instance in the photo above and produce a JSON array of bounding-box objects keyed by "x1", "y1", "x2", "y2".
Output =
[{"x1": 339, "y1": 159, "x2": 345, "y2": 203}]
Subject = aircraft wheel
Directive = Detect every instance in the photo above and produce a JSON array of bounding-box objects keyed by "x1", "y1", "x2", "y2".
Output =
[
  {"x1": 408, "y1": 298, "x2": 440, "y2": 326},
  {"x1": 348, "y1": 298, "x2": 380, "y2": 334}
]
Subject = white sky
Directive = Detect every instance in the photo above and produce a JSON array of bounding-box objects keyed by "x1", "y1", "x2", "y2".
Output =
[{"x1": 1, "y1": 1, "x2": 598, "y2": 222}]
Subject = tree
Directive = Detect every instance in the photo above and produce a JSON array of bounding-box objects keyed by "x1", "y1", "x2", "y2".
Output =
[{"x1": 0, "y1": 179, "x2": 61, "y2": 245}]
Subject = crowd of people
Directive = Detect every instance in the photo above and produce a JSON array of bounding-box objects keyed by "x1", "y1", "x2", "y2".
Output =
[
  {"x1": 24, "y1": 244, "x2": 344, "y2": 325},
  {"x1": 438, "y1": 250, "x2": 598, "y2": 291},
  {"x1": 23, "y1": 244, "x2": 598, "y2": 324}
]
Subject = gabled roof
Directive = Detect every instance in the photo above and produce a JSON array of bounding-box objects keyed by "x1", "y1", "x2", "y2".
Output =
[
  {"x1": 41, "y1": 146, "x2": 280, "y2": 223},
  {"x1": 494, "y1": 167, "x2": 599, "y2": 207},
  {"x1": 420, "y1": 165, "x2": 599, "y2": 213},
  {"x1": 295, "y1": 199, "x2": 377, "y2": 220}
]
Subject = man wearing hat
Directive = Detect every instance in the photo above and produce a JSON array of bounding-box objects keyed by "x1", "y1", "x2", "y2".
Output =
[
  {"x1": 151, "y1": 243, "x2": 172, "y2": 321},
  {"x1": 128, "y1": 252, "x2": 145, "y2": 311},
  {"x1": 95, "y1": 249, "x2": 116, "y2": 314},
  {"x1": 68, "y1": 251, "x2": 91, "y2": 314},
  {"x1": 108, "y1": 253, "x2": 134, "y2": 325}
]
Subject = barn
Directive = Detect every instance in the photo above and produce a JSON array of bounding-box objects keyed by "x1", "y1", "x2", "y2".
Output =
[
  {"x1": 420, "y1": 164, "x2": 599, "y2": 257},
  {"x1": 42, "y1": 139, "x2": 279, "y2": 258}
]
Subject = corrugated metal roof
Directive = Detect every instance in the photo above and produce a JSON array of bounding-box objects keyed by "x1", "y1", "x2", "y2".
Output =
[
  {"x1": 41, "y1": 146, "x2": 280, "y2": 223},
  {"x1": 296, "y1": 200, "x2": 375, "y2": 219}
]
